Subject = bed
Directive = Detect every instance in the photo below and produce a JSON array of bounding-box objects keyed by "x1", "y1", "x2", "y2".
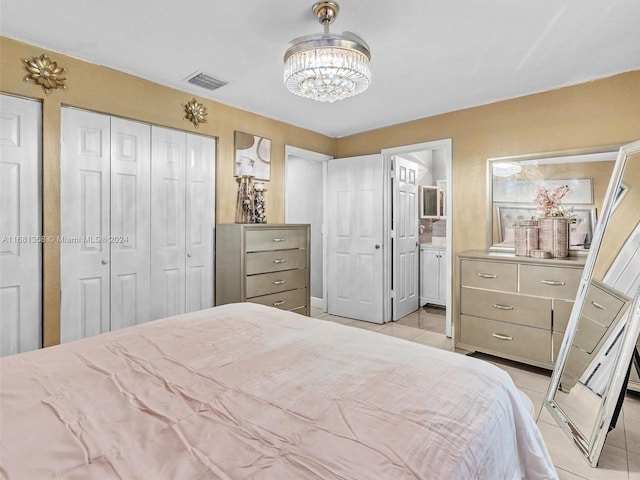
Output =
[{"x1": 0, "y1": 303, "x2": 556, "y2": 479}]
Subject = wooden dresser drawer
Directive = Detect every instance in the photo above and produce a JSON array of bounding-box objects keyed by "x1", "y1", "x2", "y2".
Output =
[
  {"x1": 246, "y1": 228, "x2": 307, "y2": 252},
  {"x1": 460, "y1": 315, "x2": 551, "y2": 363},
  {"x1": 248, "y1": 288, "x2": 307, "y2": 311},
  {"x1": 461, "y1": 260, "x2": 517, "y2": 292},
  {"x1": 246, "y1": 269, "x2": 306, "y2": 298},
  {"x1": 581, "y1": 283, "x2": 626, "y2": 328},
  {"x1": 246, "y1": 249, "x2": 307, "y2": 275},
  {"x1": 553, "y1": 299, "x2": 575, "y2": 333},
  {"x1": 461, "y1": 287, "x2": 551, "y2": 329},
  {"x1": 519, "y1": 264, "x2": 582, "y2": 300},
  {"x1": 572, "y1": 316, "x2": 607, "y2": 354},
  {"x1": 561, "y1": 346, "x2": 591, "y2": 389},
  {"x1": 552, "y1": 331, "x2": 565, "y2": 362}
]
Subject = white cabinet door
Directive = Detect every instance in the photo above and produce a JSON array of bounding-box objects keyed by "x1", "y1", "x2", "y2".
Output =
[
  {"x1": 327, "y1": 154, "x2": 384, "y2": 323},
  {"x1": 110, "y1": 117, "x2": 151, "y2": 329},
  {"x1": 438, "y1": 249, "x2": 448, "y2": 304},
  {"x1": 185, "y1": 134, "x2": 216, "y2": 312},
  {"x1": 393, "y1": 156, "x2": 419, "y2": 320},
  {"x1": 151, "y1": 126, "x2": 186, "y2": 319},
  {"x1": 420, "y1": 247, "x2": 445, "y2": 306},
  {"x1": 60, "y1": 108, "x2": 111, "y2": 342},
  {"x1": 0, "y1": 94, "x2": 41, "y2": 355}
]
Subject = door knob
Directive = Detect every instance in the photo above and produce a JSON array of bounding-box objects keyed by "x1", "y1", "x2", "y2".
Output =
[
  {"x1": 375, "y1": 244, "x2": 381, "y2": 250},
  {"x1": 101, "y1": 258, "x2": 108, "y2": 265},
  {"x1": 187, "y1": 253, "x2": 192, "y2": 258}
]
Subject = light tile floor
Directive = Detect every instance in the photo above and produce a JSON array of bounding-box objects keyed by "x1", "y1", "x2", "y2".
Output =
[{"x1": 310, "y1": 307, "x2": 640, "y2": 480}]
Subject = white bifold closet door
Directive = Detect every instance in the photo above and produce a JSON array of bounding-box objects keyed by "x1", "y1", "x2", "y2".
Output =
[
  {"x1": 61, "y1": 109, "x2": 216, "y2": 342},
  {"x1": 60, "y1": 108, "x2": 151, "y2": 342},
  {"x1": 150, "y1": 126, "x2": 215, "y2": 320},
  {"x1": 0, "y1": 94, "x2": 42, "y2": 356}
]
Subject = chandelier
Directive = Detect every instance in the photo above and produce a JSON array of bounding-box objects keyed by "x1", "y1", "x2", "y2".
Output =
[{"x1": 284, "y1": 1, "x2": 371, "y2": 103}]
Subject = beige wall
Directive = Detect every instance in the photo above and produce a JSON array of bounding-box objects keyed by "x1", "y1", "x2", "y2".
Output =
[
  {"x1": 3, "y1": 35, "x2": 640, "y2": 347},
  {"x1": 0, "y1": 36, "x2": 335, "y2": 346},
  {"x1": 335, "y1": 70, "x2": 640, "y2": 339}
]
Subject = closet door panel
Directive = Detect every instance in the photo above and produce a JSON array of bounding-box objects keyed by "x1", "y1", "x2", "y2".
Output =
[
  {"x1": 185, "y1": 134, "x2": 216, "y2": 312},
  {"x1": 110, "y1": 117, "x2": 151, "y2": 329},
  {"x1": 60, "y1": 108, "x2": 111, "y2": 342},
  {"x1": 151, "y1": 126, "x2": 186, "y2": 319},
  {"x1": 0, "y1": 95, "x2": 42, "y2": 355}
]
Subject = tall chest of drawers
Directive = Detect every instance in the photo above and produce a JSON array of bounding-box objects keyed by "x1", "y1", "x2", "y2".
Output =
[
  {"x1": 215, "y1": 224, "x2": 310, "y2": 315},
  {"x1": 457, "y1": 251, "x2": 585, "y2": 369}
]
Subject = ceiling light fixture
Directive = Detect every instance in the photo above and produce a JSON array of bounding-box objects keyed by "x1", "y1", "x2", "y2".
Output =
[
  {"x1": 284, "y1": 1, "x2": 371, "y2": 103},
  {"x1": 493, "y1": 162, "x2": 523, "y2": 178}
]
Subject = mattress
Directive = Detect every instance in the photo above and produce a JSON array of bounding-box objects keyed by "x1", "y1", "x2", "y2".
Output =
[{"x1": 0, "y1": 303, "x2": 556, "y2": 479}]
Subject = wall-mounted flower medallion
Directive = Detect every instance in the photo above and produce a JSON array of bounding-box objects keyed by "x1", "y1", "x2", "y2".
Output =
[
  {"x1": 183, "y1": 98, "x2": 208, "y2": 128},
  {"x1": 23, "y1": 54, "x2": 68, "y2": 94}
]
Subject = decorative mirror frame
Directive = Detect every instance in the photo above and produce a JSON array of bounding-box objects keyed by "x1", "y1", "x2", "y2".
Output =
[
  {"x1": 544, "y1": 139, "x2": 640, "y2": 466},
  {"x1": 486, "y1": 146, "x2": 620, "y2": 253}
]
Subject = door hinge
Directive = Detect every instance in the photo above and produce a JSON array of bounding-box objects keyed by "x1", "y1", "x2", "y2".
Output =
[
  {"x1": 390, "y1": 290, "x2": 396, "y2": 299},
  {"x1": 390, "y1": 229, "x2": 396, "y2": 239}
]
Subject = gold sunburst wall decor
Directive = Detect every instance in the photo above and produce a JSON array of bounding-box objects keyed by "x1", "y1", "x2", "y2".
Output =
[
  {"x1": 23, "y1": 54, "x2": 68, "y2": 94},
  {"x1": 183, "y1": 98, "x2": 208, "y2": 128}
]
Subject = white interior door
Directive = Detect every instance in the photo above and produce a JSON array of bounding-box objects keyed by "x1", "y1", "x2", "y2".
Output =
[
  {"x1": 151, "y1": 126, "x2": 186, "y2": 319},
  {"x1": 185, "y1": 134, "x2": 216, "y2": 312},
  {"x1": 109, "y1": 117, "x2": 151, "y2": 329},
  {"x1": 60, "y1": 108, "x2": 111, "y2": 342},
  {"x1": 327, "y1": 154, "x2": 384, "y2": 323},
  {"x1": 0, "y1": 94, "x2": 42, "y2": 355},
  {"x1": 392, "y1": 156, "x2": 419, "y2": 320}
]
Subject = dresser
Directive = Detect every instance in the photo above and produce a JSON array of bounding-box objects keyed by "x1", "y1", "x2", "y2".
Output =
[
  {"x1": 457, "y1": 251, "x2": 585, "y2": 369},
  {"x1": 215, "y1": 224, "x2": 310, "y2": 315}
]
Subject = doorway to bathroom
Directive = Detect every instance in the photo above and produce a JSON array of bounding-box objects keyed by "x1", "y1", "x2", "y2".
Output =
[{"x1": 382, "y1": 139, "x2": 452, "y2": 337}]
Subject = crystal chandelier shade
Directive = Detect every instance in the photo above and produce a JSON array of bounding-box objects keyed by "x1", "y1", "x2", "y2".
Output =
[{"x1": 284, "y1": 2, "x2": 371, "y2": 103}]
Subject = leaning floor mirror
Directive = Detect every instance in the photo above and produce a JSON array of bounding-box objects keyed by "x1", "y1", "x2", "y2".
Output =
[{"x1": 545, "y1": 139, "x2": 640, "y2": 467}]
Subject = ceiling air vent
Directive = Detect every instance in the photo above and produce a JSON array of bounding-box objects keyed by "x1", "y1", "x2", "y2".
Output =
[{"x1": 185, "y1": 71, "x2": 229, "y2": 91}]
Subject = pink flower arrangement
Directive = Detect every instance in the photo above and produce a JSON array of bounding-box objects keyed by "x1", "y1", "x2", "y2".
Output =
[{"x1": 535, "y1": 184, "x2": 570, "y2": 217}]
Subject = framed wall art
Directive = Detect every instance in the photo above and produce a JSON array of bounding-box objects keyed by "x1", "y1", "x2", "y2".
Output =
[{"x1": 234, "y1": 131, "x2": 271, "y2": 181}]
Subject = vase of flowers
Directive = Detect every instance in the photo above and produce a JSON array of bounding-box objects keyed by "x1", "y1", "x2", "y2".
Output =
[{"x1": 535, "y1": 184, "x2": 571, "y2": 258}]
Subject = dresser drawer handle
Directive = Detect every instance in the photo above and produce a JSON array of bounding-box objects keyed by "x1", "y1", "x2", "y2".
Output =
[
  {"x1": 478, "y1": 273, "x2": 497, "y2": 278},
  {"x1": 591, "y1": 301, "x2": 606, "y2": 310},
  {"x1": 540, "y1": 280, "x2": 565, "y2": 286},
  {"x1": 273, "y1": 259, "x2": 287, "y2": 264},
  {"x1": 273, "y1": 238, "x2": 286, "y2": 242},
  {"x1": 492, "y1": 303, "x2": 514, "y2": 311},
  {"x1": 492, "y1": 333, "x2": 514, "y2": 341},
  {"x1": 273, "y1": 300, "x2": 286, "y2": 306},
  {"x1": 273, "y1": 280, "x2": 286, "y2": 285}
]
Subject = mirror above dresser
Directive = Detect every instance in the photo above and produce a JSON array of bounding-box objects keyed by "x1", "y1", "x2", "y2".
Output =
[{"x1": 486, "y1": 147, "x2": 619, "y2": 253}]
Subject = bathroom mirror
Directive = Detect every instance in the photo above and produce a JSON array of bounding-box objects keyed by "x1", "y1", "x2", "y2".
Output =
[
  {"x1": 486, "y1": 147, "x2": 619, "y2": 252},
  {"x1": 545, "y1": 139, "x2": 640, "y2": 467}
]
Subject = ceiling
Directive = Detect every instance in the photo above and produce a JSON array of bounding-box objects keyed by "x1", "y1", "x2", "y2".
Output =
[{"x1": 2, "y1": 0, "x2": 639, "y2": 138}]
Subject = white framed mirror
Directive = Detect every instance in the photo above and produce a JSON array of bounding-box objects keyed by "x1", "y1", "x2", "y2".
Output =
[
  {"x1": 486, "y1": 147, "x2": 619, "y2": 252},
  {"x1": 545, "y1": 139, "x2": 640, "y2": 467}
]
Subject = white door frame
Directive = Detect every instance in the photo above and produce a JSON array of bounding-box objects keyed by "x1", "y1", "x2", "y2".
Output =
[
  {"x1": 382, "y1": 139, "x2": 453, "y2": 336},
  {"x1": 284, "y1": 145, "x2": 333, "y2": 311}
]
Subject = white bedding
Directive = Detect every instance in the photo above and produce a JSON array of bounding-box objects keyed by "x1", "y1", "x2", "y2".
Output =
[{"x1": 0, "y1": 303, "x2": 557, "y2": 479}]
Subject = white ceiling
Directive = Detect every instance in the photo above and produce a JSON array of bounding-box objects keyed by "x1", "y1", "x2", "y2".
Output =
[{"x1": 2, "y1": 0, "x2": 639, "y2": 138}]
